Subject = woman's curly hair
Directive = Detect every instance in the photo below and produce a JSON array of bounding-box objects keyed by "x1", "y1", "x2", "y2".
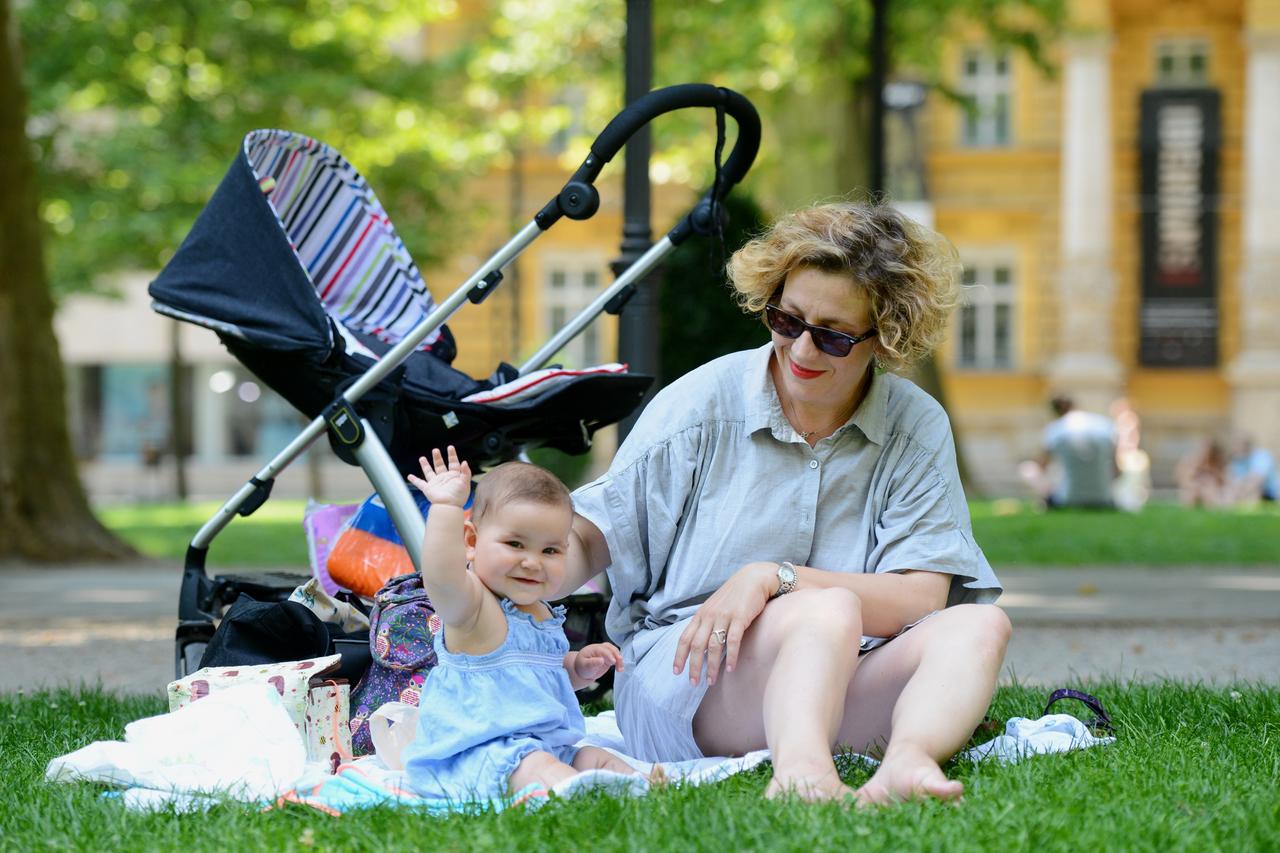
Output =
[{"x1": 726, "y1": 202, "x2": 960, "y2": 372}]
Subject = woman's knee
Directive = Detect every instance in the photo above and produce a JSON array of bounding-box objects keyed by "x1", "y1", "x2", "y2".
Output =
[{"x1": 948, "y1": 603, "x2": 1013, "y2": 656}]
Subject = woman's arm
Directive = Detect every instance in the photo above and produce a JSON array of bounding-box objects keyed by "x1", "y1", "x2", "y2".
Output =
[
  {"x1": 674, "y1": 562, "x2": 950, "y2": 681},
  {"x1": 562, "y1": 513, "x2": 612, "y2": 593},
  {"x1": 744, "y1": 562, "x2": 949, "y2": 636}
]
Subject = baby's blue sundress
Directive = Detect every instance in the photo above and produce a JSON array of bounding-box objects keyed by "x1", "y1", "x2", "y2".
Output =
[{"x1": 403, "y1": 597, "x2": 585, "y2": 802}]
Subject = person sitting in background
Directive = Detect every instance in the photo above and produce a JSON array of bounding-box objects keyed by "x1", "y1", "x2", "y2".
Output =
[
  {"x1": 1176, "y1": 437, "x2": 1228, "y2": 508},
  {"x1": 1224, "y1": 434, "x2": 1279, "y2": 504},
  {"x1": 1020, "y1": 395, "x2": 1117, "y2": 509},
  {"x1": 1108, "y1": 397, "x2": 1150, "y2": 512}
]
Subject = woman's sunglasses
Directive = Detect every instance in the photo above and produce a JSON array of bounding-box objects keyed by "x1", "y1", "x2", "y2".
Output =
[{"x1": 764, "y1": 304, "x2": 877, "y2": 358}]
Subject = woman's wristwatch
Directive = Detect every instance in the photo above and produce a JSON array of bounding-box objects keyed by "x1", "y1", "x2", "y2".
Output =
[{"x1": 771, "y1": 561, "x2": 798, "y2": 598}]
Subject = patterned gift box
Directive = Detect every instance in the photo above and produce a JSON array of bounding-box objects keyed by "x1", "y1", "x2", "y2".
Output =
[
  {"x1": 168, "y1": 654, "x2": 350, "y2": 765},
  {"x1": 304, "y1": 678, "x2": 352, "y2": 768}
]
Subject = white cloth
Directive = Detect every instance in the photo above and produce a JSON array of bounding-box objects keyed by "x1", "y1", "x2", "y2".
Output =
[
  {"x1": 962, "y1": 714, "x2": 1115, "y2": 764},
  {"x1": 47, "y1": 697, "x2": 768, "y2": 813},
  {"x1": 46, "y1": 683, "x2": 306, "y2": 801}
]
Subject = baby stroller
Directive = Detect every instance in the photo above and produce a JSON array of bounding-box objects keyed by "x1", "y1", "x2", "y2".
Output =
[{"x1": 150, "y1": 84, "x2": 760, "y2": 679}]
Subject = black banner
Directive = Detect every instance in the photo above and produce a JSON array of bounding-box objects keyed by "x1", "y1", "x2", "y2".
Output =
[{"x1": 1138, "y1": 89, "x2": 1220, "y2": 367}]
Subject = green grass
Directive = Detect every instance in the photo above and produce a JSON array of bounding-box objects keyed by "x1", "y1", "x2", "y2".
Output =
[
  {"x1": 3, "y1": 683, "x2": 1277, "y2": 851},
  {"x1": 98, "y1": 500, "x2": 1280, "y2": 570},
  {"x1": 970, "y1": 500, "x2": 1280, "y2": 567},
  {"x1": 97, "y1": 501, "x2": 312, "y2": 568}
]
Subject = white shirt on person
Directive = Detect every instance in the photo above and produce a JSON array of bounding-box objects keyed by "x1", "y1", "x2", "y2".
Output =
[{"x1": 1042, "y1": 411, "x2": 1116, "y2": 507}]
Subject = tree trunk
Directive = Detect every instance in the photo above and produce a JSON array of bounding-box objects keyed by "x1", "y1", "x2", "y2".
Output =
[{"x1": 0, "y1": 0, "x2": 137, "y2": 562}]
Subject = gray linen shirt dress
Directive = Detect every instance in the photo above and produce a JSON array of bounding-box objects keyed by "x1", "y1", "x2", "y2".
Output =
[{"x1": 572, "y1": 343, "x2": 1001, "y2": 761}]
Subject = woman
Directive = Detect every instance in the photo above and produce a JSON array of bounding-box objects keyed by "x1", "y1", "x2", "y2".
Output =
[{"x1": 566, "y1": 202, "x2": 1009, "y2": 803}]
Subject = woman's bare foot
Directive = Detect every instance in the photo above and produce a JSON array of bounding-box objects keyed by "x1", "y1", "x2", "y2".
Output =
[
  {"x1": 765, "y1": 765, "x2": 857, "y2": 802},
  {"x1": 853, "y1": 745, "x2": 963, "y2": 806}
]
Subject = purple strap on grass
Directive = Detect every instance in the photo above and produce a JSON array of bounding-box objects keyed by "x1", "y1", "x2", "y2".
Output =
[{"x1": 1044, "y1": 688, "x2": 1114, "y2": 734}]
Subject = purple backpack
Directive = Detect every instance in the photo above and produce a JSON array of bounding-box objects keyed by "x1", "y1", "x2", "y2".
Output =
[{"x1": 348, "y1": 572, "x2": 439, "y2": 755}]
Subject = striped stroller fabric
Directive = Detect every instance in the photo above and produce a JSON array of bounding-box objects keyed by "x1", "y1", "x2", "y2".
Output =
[{"x1": 244, "y1": 130, "x2": 443, "y2": 352}]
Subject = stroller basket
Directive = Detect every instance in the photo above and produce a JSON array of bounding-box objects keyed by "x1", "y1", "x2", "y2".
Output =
[{"x1": 152, "y1": 84, "x2": 761, "y2": 679}]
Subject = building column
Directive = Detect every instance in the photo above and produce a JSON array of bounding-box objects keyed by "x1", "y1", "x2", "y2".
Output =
[
  {"x1": 1048, "y1": 32, "x2": 1123, "y2": 414},
  {"x1": 1228, "y1": 29, "x2": 1280, "y2": 446}
]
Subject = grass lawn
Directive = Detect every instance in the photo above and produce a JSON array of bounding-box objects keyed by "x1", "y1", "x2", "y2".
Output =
[
  {"x1": 97, "y1": 500, "x2": 1280, "y2": 570},
  {"x1": 3, "y1": 683, "x2": 1277, "y2": 851}
]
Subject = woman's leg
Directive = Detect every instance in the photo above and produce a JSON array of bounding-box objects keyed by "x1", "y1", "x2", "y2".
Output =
[
  {"x1": 693, "y1": 587, "x2": 866, "y2": 800},
  {"x1": 693, "y1": 600, "x2": 1011, "y2": 803},
  {"x1": 834, "y1": 604, "x2": 1011, "y2": 804}
]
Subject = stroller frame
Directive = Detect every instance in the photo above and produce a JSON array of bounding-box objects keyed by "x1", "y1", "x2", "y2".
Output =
[{"x1": 170, "y1": 84, "x2": 761, "y2": 676}]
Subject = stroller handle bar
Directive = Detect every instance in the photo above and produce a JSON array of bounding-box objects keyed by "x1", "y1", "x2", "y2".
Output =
[
  {"x1": 535, "y1": 84, "x2": 761, "y2": 233},
  {"x1": 185, "y1": 85, "x2": 762, "y2": 568},
  {"x1": 590, "y1": 84, "x2": 759, "y2": 183}
]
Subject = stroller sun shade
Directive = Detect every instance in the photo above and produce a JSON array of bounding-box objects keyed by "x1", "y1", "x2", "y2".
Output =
[{"x1": 150, "y1": 130, "x2": 652, "y2": 472}]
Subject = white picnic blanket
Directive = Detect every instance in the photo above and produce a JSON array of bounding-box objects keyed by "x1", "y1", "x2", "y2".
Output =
[{"x1": 45, "y1": 686, "x2": 768, "y2": 813}]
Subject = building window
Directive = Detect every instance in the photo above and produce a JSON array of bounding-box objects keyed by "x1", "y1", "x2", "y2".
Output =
[
  {"x1": 959, "y1": 49, "x2": 1011, "y2": 147},
  {"x1": 542, "y1": 256, "x2": 606, "y2": 367},
  {"x1": 955, "y1": 261, "x2": 1015, "y2": 370},
  {"x1": 1155, "y1": 40, "x2": 1210, "y2": 87}
]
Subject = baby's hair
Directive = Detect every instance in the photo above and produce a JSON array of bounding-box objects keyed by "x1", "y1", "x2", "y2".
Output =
[{"x1": 471, "y1": 461, "x2": 572, "y2": 526}]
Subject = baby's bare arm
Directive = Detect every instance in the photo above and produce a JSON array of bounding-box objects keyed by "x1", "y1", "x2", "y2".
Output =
[{"x1": 408, "y1": 447, "x2": 488, "y2": 633}]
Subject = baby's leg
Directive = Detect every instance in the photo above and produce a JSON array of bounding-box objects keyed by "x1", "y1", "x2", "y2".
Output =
[
  {"x1": 573, "y1": 745, "x2": 643, "y2": 776},
  {"x1": 509, "y1": 749, "x2": 578, "y2": 793}
]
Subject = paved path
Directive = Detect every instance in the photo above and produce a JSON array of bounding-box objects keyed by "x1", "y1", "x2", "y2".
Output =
[{"x1": 1, "y1": 563, "x2": 1277, "y2": 695}]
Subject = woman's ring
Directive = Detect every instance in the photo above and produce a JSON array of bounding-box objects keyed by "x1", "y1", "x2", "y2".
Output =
[{"x1": 710, "y1": 629, "x2": 728, "y2": 645}]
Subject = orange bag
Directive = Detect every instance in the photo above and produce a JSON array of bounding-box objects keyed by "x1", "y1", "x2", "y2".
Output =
[{"x1": 326, "y1": 492, "x2": 451, "y2": 597}]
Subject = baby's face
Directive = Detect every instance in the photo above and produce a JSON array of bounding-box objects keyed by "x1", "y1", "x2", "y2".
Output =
[{"x1": 466, "y1": 500, "x2": 573, "y2": 605}]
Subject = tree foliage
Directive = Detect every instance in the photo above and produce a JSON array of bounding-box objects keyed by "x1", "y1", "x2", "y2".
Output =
[
  {"x1": 659, "y1": 193, "x2": 771, "y2": 381},
  {"x1": 19, "y1": 0, "x2": 494, "y2": 297}
]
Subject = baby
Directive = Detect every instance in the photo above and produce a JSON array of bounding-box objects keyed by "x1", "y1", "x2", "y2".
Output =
[{"x1": 401, "y1": 446, "x2": 641, "y2": 801}]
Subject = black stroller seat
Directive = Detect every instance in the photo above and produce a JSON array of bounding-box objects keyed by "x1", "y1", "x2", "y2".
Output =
[{"x1": 151, "y1": 129, "x2": 651, "y2": 475}]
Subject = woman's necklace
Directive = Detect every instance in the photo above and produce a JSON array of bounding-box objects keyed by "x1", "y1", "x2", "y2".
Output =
[{"x1": 781, "y1": 394, "x2": 849, "y2": 443}]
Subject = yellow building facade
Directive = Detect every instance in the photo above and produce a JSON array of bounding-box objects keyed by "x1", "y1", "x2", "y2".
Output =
[{"x1": 928, "y1": 0, "x2": 1280, "y2": 493}]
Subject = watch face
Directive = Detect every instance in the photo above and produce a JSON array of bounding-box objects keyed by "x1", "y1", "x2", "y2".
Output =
[{"x1": 780, "y1": 565, "x2": 797, "y2": 583}]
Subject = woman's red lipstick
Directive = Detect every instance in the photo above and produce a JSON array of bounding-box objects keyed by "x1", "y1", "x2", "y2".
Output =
[{"x1": 789, "y1": 359, "x2": 824, "y2": 379}]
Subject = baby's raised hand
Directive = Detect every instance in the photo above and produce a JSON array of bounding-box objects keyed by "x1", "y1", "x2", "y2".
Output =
[
  {"x1": 407, "y1": 446, "x2": 472, "y2": 507},
  {"x1": 572, "y1": 642, "x2": 624, "y2": 683}
]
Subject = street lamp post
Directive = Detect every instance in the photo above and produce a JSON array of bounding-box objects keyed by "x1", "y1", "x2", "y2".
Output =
[{"x1": 612, "y1": 0, "x2": 659, "y2": 441}]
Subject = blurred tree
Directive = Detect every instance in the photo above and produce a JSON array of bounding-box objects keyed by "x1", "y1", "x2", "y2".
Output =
[
  {"x1": 658, "y1": 193, "x2": 770, "y2": 383},
  {"x1": 4, "y1": 0, "x2": 497, "y2": 556},
  {"x1": 1, "y1": 0, "x2": 135, "y2": 561},
  {"x1": 20, "y1": 0, "x2": 488, "y2": 297}
]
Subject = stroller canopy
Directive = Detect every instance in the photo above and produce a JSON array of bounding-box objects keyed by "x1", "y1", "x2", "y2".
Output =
[{"x1": 151, "y1": 130, "x2": 651, "y2": 470}]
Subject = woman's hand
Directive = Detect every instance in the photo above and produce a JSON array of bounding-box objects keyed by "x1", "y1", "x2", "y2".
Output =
[
  {"x1": 572, "y1": 642, "x2": 625, "y2": 683},
  {"x1": 673, "y1": 561, "x2": 778, "y2": 686},
  {"x1": 407, "y1": 446, "x2": 472, "y2": 508}
]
